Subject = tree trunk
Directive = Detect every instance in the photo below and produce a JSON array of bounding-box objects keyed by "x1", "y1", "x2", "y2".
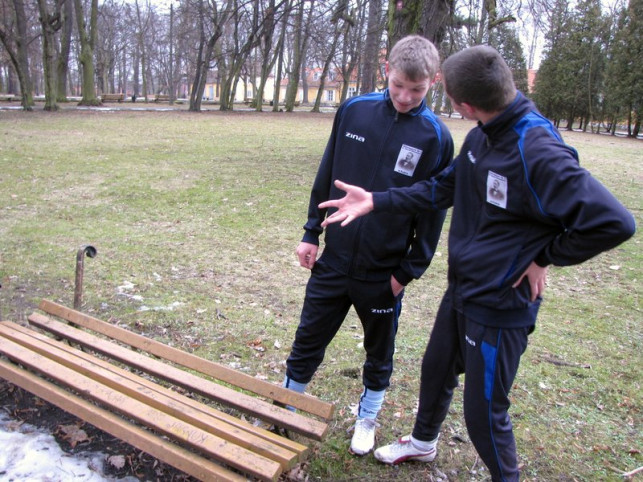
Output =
[
  {"x1": 188, "y1": 0, "x2": 231, "y2": 112},
  {"x1": 312, "y1": 23, "x2": 341, "y2": 113},
  {"x1": 169, "y1": 3, "x2": 175, "y2": 103},
  {"x1": 388, "y1": 0, "x2": 453, "y2": 46},
  {"x1": 0, "y1": 0, "x2": 35, "y2": 109},
  {"x1": 133, "y1": 48, "x2": 140, "y2": 97},
  {"x1": 255, "y1": 0, "x2": 288, "y2": 112},
  {"x1": 135, "y1": 0, "x2": 150, "y2": 102},
  {"x1": 361, "y1": 0, "x2": 383, "y2": 94},
  {"x1": 632, "y1": 117, "x2": 640, "y2": 138},
  {"x1": 74, "y1": 0, "x2": 100, "y2": 105},
  {"x1": 56, "y1": 0, "x2": 73, "y2": 101},
  {"x1": 220, "y1": 0, "x2": 262, "y2": 111},
  {"x1": 286, "y1": 0, "x2": 314, "y2": 111},
  {"x1": 36, "y1": 0, "x2": 59, "y2": 111},
  {"x1": 334, "y1": 2, "x2": 363, "y2": 104},
  {"x1": 189, "y1": 0, "x2": 210, "y2": 111},
  {"x1": 189, "y1": 36, "x2": 217, "y2": 111},
  {"x1": 272, "y1": 29, "x2": 286, "y2": 111}
]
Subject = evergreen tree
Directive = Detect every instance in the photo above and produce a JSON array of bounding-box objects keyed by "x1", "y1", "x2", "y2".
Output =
[
  {"x1": 566, "y1": 0, "x2": 610, "y2": 131},
  {"x1": 533, "y1": 0, "x2": 574, "y2": 124},
  {"x1": 605, "y1": 0, "x2": 642, "y2": 137},
  {"x1": 489, "y1": 22, "x2": 528, "y2": 94},
  {"x1": 534, "y1": 0, "x2": 609, "y2": 129}
]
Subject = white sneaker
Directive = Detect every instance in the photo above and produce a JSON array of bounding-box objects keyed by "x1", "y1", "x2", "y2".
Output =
[
  {"x1": 350, "y1": 418, "x2": 379, "y2": 455},
  {"x1": 374, "y1": 434, "x2": 437, "y2": 465}
]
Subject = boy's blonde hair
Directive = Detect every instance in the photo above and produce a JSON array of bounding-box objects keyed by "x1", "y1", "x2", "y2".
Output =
[{"x1": 388, "y1": 35, "x2": 440, "y2": 81}]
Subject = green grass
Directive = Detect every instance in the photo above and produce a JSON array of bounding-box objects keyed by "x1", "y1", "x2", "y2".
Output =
[{"x1": 0, "y1": 107, "x2": 640, "y2": 481}]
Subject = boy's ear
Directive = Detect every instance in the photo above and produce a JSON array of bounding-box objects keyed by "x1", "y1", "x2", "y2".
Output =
[
  {"x1": 385, "y1": 61, "x2": 390, "y2": 76},
  {"x1": 459, "y1": 102, "x2": 477, "y2": 119}
]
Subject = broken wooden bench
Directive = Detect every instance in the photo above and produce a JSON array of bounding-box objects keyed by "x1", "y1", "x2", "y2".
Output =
[{"x1": 0, "y1": 299, "x2": 335, "y2": 481}]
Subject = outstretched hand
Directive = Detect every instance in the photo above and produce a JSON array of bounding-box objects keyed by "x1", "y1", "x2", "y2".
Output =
[{"x1": 319, "y1": 180, "x2": 374, "y2": 227}]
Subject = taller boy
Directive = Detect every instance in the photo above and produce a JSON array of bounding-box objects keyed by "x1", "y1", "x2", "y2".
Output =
[{"x1": 283, "y1": 35, "x2": 453, "y2": 455}]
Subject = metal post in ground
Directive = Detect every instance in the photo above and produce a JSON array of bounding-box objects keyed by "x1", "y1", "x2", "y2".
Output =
[{"x1": 74, "y1": 245, "x2": 97, "y2": 310}]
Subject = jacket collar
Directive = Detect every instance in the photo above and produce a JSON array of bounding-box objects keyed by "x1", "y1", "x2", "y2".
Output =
[
  {"x1": 479, "y1": 92, "x2": 532, "y2": 141},
  {"x1": 384, "y1": 88, "x2": 427, "y2": 117}
]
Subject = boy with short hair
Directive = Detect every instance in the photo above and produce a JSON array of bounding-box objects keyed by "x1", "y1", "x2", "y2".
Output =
[
  {"x1": 283, "y1": 35, "x2": 453, "y2": 456},
  {"x1": 319, "y1": 45, "x2": 635, "y2": 480}
]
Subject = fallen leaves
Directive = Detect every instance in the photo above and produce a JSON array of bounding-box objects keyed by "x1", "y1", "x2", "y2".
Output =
[
  {"x1": 56, "y1": 424, "x2": 90, "y2": 448},
  {"x1": 108, "y1": 454, "x2": 127, "y2": 469}
]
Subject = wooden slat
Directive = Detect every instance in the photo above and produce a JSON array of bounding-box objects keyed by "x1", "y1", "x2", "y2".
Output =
[
  {"x1": 0, "y1": 335, "x2": 282, "y2": 482},
  {"x1": 4, "y1": 322, "x2": 308, "y2": 458},
  {"x1": 0, "y1": 358, "x2": 246, "y2": 482},
  {"x1": 29, "y1": 312, "x2": 328, "y2": 441},
  {"x1": 39, "y1": 299, "x2": 334, "y2": 420},
  {"x1": 0, "y1": 322, "x2": 303, "y2": 470}
]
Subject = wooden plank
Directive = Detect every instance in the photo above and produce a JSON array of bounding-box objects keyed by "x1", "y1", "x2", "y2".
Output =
[
  {"x1": 29, "y1": 312, "x2": 329, "y2": 441},
  {"x1": 0, "y1": 358, "x2": 245, "y2": 482},
  {"x1": 4, "y1": 322, "x2": 308, "y2": 458},
  {"x1": 39, "y1": 299, "x2": 334, "y2": 420},
  {"x1": 0, "y1": 335, "x2": 282, "y2": 482},
  {"x1": 0, "y1": 321, "x2": 303, "y2": 470}
]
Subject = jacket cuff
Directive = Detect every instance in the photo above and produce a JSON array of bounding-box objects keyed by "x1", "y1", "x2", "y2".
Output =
[
  {"x1": 392, "y1": 268, "x2": 412, "y2": 286},
  {"x1": 534, "y1": 252, "x2": 550, "y2": 268},
  {"x1": 301, "y1": 231, "x2": 320, "y2": 245},
  {"x1": 372, "y1": 192, "x2": 391, "y2": 212}
]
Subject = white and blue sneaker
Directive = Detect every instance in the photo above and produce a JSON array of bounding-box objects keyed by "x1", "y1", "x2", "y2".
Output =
[{"x1": 349, "y1": 418, "x2": 379, "y2": 455}]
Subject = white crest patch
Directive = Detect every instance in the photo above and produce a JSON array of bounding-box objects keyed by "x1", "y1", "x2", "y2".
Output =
[
  {"x1": 394, "y1": 144, "x2": 422, "y2": 177},
  {"x1": 486, "y1": 171, "x2": 508, "y2": 209}
]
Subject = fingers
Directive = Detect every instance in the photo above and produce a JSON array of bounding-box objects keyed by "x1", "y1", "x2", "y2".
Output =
[
  {"x1": 301, "y1": 254, "x2": 314, "y2": 269},
  {"x1": 298, "y1": 252, "x2": 312, "y2": 268},
  {"x1": 334, "y1": 179, "x2": 349, "y2": 190},
  {"x1": 296, "y1": 243, "x2": 317, "y2": 269},
  {"x1": 512, "y1": 274, "x2": 524, "y2": 289},
  {"x1": 318, "y1": 199, "x2": 339, "y2": 210},
  {"x1": 321, "y1": 211, "x2": 354, "y2": 227},
  {"x1": 318, "y1": 181, "x2": 350, "y2": 210}
]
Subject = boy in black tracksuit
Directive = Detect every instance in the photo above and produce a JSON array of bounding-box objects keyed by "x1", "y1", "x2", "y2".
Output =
[
  {"x1": 283, "y1": 35, "x2": 454, "y2": 456},
  {"x1": 319, "y1": 46, "x2": 636, "y2": 480}
]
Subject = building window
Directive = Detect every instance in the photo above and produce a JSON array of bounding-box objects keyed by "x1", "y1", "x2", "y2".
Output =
[
  {"x1": 348, "y1": 87, "x2": 357, "y2": 97},
  {"x1": 326, "y1": 90, "x2": 335, "y2": 102}
]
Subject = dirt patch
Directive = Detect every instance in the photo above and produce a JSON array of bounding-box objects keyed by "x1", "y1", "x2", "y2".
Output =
[{"x1": 0, "y1": 378, "x2": 194, "y2": 481}]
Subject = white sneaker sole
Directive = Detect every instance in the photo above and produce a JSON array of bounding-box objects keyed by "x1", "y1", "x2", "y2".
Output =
[{"x1": 374, "y1": 448, "x2": 436, "y2": 465}]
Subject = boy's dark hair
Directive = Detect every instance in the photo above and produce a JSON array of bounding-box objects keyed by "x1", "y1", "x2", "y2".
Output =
[{"x1": 442, "y1": 45, "x2": 517, "y2": 112}]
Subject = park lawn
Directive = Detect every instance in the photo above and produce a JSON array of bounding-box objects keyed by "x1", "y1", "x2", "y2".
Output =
[{"x1": 0, "y1": 107, "x2": 640, "y2": 481}]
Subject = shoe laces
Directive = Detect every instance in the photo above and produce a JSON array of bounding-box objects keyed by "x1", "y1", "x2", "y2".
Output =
[
  {"x1": 390, "y1": 435, "x2": 424, "y2": 455},
  {"x1": 352, "y1": 418, "x2": 378, "y2": 438}
]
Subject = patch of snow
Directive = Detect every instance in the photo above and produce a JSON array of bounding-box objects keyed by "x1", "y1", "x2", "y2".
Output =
[
  {"x1": 0, "y1": 414, "x2": 137, "y2": 481},
  {"x1": 138, "y1": 301, "x2": 185, "y2": 312}
]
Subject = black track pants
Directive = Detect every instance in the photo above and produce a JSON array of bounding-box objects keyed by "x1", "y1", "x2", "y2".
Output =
[
  {"x1": 286, "y1": 261, "x2": 401, "y2": 391},
  {"x1": 412, "y1": 290, "x2": 531, "y2": 482}
]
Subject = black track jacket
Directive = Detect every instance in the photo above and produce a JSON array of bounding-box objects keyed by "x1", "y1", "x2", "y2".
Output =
[
  {"x1": 373, "y1": 93, "x2": 636, "y2": 326},
  {"x1": 303, "y1": 89, "x2": 454, "y2": 285}
]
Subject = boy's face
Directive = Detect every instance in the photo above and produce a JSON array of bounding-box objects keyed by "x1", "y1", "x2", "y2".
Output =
[{"x1": 387, "y1": 67, "x2": 432, "y2": 114}]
